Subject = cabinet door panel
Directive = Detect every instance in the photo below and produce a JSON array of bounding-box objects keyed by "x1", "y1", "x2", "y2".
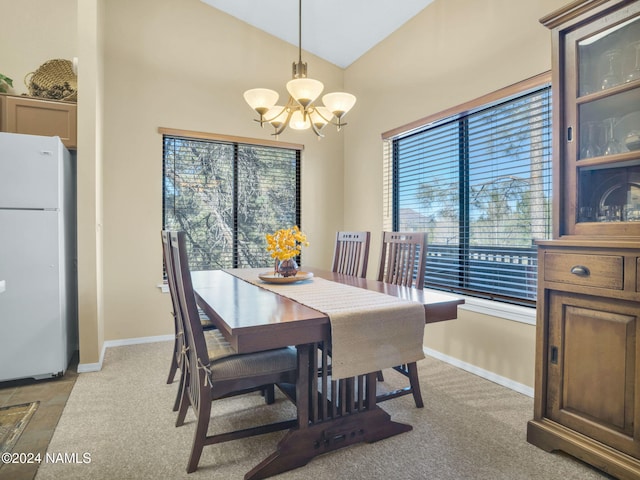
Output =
[
  {"x1": 547, "y1": 291, "x2": 640, "y2": 456},
  {"x1": 1, "y1": 96, "x2": 77, "y2": 149},
  {"x1": 564, "y1": 305, "x2": 633, "y2": 430}
]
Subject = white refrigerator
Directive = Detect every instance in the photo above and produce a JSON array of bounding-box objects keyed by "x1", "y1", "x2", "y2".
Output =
[{"x1": 0, "y1": 132, "x2": 77, "y2": 382}]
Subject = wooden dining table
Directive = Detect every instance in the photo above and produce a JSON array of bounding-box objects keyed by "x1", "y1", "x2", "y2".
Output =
[{"x1": 191, "y1": 266, "x2": 464, "y2": 480}]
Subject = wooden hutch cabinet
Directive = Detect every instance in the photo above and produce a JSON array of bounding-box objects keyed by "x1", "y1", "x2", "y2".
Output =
[
  {"x1": 0, "y1": 94, "x2": 77, "y2": 149},
  {"x1": 527, "y1": 1, "x2": 640, "y2": 478}
]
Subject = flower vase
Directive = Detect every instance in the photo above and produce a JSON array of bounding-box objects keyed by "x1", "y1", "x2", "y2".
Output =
[{"x1": 277, "y1": 259, "x2": 299, "y2": 277}]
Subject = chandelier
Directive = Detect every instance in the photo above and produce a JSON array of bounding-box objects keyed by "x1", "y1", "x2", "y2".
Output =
[{"x1": 243, "y1": 0, "x2": 356, "y2": 138}]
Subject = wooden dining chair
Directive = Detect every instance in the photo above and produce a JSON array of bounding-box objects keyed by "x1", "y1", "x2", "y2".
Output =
[
  {"x1": 163, "y1": 231, "x2": 278, "y2": 411},
  {"x1": 376, "y1": 231, "x2": 427, "y2": 408},
  {"x1": 169, "y1": 231, "x2": 298, "y2": 473},
  {"x1": 378, "y1": 231, "x2": 426, "y2": 289},
  {"x1": 162, "y1": 230, "x2": 186, "y2": 408},
  {"x1": 331, "y1": 231, "x2": 371, "y2": 278},
  {"x1": 162, "y1": 230, "x2": 230, "y2": 412}
]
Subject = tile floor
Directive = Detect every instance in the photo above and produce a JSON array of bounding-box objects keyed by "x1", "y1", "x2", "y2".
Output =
[{"x1": 0, "y1": 354, "x2": 78, "y2": 480}]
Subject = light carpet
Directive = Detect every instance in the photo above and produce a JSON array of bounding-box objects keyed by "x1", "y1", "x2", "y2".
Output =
[{"x1": 35, "y1": 341, "x2": 611, "y2": 480}]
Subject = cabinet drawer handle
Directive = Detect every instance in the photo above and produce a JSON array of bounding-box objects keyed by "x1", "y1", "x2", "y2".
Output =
[{"x1": 570, "y1": 265, "x2": 590, "y2": 276}]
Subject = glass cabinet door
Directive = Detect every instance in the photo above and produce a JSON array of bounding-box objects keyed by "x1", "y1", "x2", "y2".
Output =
[
  {"x1": 567, "y1": 6, "x2": 640, "y2": 231},
  {"x1": 578, "y1": 15, "x2": 640, "y2": 97}
]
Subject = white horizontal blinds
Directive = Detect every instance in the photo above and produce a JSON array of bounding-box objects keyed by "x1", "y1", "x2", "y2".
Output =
[
  {"x1": 394, "y1": 85, "x2": 552, "y2": 305},
  {"x1": 163, "y1": 135, "x2": 300, "y2": 270}
]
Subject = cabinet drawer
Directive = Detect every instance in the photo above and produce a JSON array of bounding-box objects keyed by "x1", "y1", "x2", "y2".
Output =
[{"x1": 544, "y1": 253, "x2": 623, "y2": 290}]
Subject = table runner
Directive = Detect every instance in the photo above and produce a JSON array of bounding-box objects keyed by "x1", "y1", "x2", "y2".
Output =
[{"x1": 224, "y1": 268, "x2": 425, "y2": 380}]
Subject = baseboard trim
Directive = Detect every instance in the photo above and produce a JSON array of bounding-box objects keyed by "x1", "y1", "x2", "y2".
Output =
[
  {"x1": 77, "y1": 335, "x2": 174, "y2": 373},
  {"x1": 76, "y1": 344, "x2": 106, "y2": 373},
  {"x1": 424, "y1": 347, "x2": 534, "y2": 397},
  {"x1": 103, "y1": 334, "x2": 174, "y2": 348}
]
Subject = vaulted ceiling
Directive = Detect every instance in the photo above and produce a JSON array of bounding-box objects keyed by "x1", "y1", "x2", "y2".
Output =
[{"x1": 200, "y1": 0, "x2": 434, "y2": 68}]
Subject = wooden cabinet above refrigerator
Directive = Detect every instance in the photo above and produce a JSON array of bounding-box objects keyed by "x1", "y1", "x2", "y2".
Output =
[{"x1": 0, "y1": 94, "x2": 77, "y2": 150}]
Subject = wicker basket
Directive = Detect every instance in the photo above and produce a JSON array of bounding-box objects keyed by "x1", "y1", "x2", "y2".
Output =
[{"x1": 24, "y1": 59, "x2": 77, "y2": 102}]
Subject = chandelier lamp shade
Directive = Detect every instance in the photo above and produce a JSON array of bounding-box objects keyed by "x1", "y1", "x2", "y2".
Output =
[{"x1": 243, "y1": 0, "x2": 356, "y2": 138}]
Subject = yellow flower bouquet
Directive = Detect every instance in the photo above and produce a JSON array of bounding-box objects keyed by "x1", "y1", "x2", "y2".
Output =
[{"x1": 266, "y1": 226, "x2": 309, "y2": 276}]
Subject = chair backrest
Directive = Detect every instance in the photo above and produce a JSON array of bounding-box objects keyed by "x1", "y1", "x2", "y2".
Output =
[
  {"x1": 162, "y1": 230, "x2": 183, "y2": 338},
  {"x1": 169, "y1": 231, "x2": 210, "y2": 417},
  {"x1": 331, "y1": 231, "x2": 371, "y2": 278},
  {"x1": 377, "y1": 231, "x2": 426, "y2": 289}
]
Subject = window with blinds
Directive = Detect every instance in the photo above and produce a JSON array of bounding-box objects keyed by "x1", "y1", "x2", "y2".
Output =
[
  {"x1": 162, "y1": 134, "x2": 301, "y2": 270},
  {"x1": 391, "y1": 85, "x2": 552, "y2": 306}
]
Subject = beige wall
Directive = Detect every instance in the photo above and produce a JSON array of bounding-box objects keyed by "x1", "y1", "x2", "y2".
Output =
[
  {"x1": 75, "y1": 0, "x2": 105, "y2": 366},
  {"x1": 1, "y1": 0, "x2": 573, "y2": 388},
  {"x1": 99, "y1": 0, "x2": 345, "y2": 342},
  {"x1": 343, "y1": 0, "x2": 568, "y2": 387},
  {"x1": 0, "y1": 0, "x2": 77, "y2": 95}
]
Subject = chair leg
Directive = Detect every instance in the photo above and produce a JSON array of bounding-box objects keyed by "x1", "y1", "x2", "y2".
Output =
[
  {"x1": 186, "y1": 402, "x2": 211, "y2": 473},
  {"x1": 175, "y1": 373, "x2": 190, "y2": 427},
  {"x1": 172, "y1": 367, "x2": 185, "y2": 412},
  {"x1": 407, "y1": 362, "x2": 424, "y2": 408},
  {"x1": 376, "y1": 370, "x2": 384, "y2": 381},
  {"x1": 264, "y1": 384, "x2": 275, "y2": 404},
  {"x1": 167, "y1": 344, "x2": 179, "y2": 384}
]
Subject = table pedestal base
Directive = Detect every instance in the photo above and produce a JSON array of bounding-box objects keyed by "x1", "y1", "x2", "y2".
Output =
[{"x1": 245, "y1": 407, "x2": 411, "y2": 480}]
